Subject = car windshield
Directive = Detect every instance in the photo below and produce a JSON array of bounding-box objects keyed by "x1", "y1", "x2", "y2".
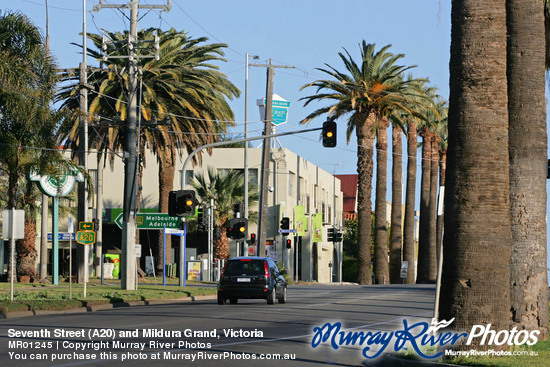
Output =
[{"x1": 224, "y1": 260, "x2": 265, "y2": 276}]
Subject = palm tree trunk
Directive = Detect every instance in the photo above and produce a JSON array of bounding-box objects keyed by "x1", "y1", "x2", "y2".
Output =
[
  {"x1": 215, "y1": 218, "x2": 230, "y2": 260},
  {"x1": 16, "y1": 217, "x2": 38, "y2": 280},
  {"x1": 156, "y1": 147, "x2": 176, "y2": 275},
  {"x1": 440, "y1": 0, "x2": 511, "y2": 341},
  {"x1": 416, "y1": 127, "x2": 431, "y2": 283},
  {"x1": 374, "y1": 119, "x2": 390, "y2": 284},
  {"x1": 507, "y1": 0, "x2": 549, "y2": 339},
  {"x1": 356, "y1": 115, "x2": 376, "y2": 285},
  {"x1": 427, "y1": 136, "x2": 439, "y2": 281},
  {"x1": 389, "y1": 125, "x2": 403, "y2": 284},
  {"x1": 436, "y1": 149, "x2": 446, "y2": 261},
  {"x1": 403, "y1": 121, "x2": 417, "y2": 284}
]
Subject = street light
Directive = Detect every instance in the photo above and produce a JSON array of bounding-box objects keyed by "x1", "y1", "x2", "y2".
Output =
[{"x1": 244, "y1": 53, "x2": 259, "y2": 223}]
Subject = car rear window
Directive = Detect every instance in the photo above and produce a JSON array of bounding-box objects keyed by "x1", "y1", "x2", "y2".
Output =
[{"x1": 224, "y1": 260, "x2": 265, "y2": 276}]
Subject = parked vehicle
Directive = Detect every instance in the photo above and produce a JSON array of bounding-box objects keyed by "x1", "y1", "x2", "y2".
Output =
[{"x1": 217, "y1": 257, "x2": 287, "y2": 305}]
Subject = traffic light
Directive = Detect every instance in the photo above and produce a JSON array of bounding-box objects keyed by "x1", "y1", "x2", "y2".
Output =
[
  {"x1": 168, "y1": 190, "x2": 196, "y2": 217},
  {"x1": 327, "y1": 227, "x2": 335, "y2": 242},
  {"x1": 247, "y1": 233, "x2": 256, "y2": 246},
  {"x1": 231, "y1": 219, "x2": 248, "y2": 240},
  {"x1": 197, "y1": 206, "x2": 206, "y2": 231},
  {"x1": 280, "y1": 217, "x2": 290, "y2": 236},
  {"x1": 285, "y1": 239, "x2": 292, "y2": 249},
  {"x1": 322, "y1": 120, "x2": 337, "y2": 147},
  {"x1": 335, "y1": 230, "x2": 343, "y2": 243},
  {"x1": 226, "y1": 218, "x2": 248, "y2": 240}
]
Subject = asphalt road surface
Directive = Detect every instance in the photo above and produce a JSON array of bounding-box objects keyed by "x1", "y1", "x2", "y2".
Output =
[{"x1": 0, "y1": 284, "x2": 435, "y2": 367}]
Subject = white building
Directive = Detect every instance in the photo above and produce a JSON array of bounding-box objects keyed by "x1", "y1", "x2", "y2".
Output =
[{"x1": 93, "y1": 146, "x2": 343, "y2": 282}]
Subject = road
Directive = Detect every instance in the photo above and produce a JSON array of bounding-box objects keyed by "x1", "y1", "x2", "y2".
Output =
[{"x1": 0, "y1": 284, "x2": 435, "y2": 367}]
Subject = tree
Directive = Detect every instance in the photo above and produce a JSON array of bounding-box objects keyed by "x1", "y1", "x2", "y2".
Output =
[
  {"x1": 57, "y1": 28, "x2": 239, "y2": 274},
  {"x1": 439, "y1": 0, "x2": 512, "y2": 341},
  {"x1": 417, "y1": 96, "x2": 446, "y2": 284},
  {"x1": 300, "y1": 42, "x2": 424, "y2": 284},
  {"x1": 0, "y1": 11, "x2": 69, "y2": 281},
  {"x1": 190, "y1": 167, "x2": 258, "y2": 260},
  {"x1": 389, "y1": 119, "x2": 403, "y2": 284},
  {"x1": 508, "y1": 0, "x2": 549, "y2": 339},
  {"x1": 435, "y1": 117, "x2": 448, "y2": 259}
]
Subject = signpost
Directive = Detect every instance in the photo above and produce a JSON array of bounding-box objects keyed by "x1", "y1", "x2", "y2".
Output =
[
  {"x1": 68, "y1": 217, "x2": 74, "y2": 299},
  {"x1": 76, "y1": 221, "x2": 96, "y2": 297},
  {"x1": 3, "y1": 209, "x2": 25, "y2": 301},
  {"x1": 29, "y1": 167, "x2": 84, "y2": 285}
]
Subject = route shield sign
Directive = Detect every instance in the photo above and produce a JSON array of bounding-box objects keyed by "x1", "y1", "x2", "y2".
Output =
[
  {"x1": 115, "y1": 213, "x2": 181, "y2": 230},
  {"x1": 76, "y1": 231, "x2": 96, "y2": 245}
]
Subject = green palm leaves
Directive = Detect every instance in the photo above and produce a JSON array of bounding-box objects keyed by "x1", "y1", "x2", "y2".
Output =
[
  {"x1": 300, "y1": 41, "x2": 432, "y2": 284},
  {"x1": 56, "y1": 28, "x2": 240, "y2": 164}
]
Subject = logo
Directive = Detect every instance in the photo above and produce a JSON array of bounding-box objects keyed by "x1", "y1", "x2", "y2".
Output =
[{"x1": 311, "y1": 318, "x2": 540, "y2": 360}]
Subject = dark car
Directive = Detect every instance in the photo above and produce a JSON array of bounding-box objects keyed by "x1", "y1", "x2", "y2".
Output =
[{"x1": 217, "y1": 257, "x2": 287, "y2": 305}]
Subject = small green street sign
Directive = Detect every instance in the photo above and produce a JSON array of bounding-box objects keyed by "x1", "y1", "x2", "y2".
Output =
[
  {"x1": 114, "y1": 213, "x2": 181, "y2": 230},
  {"x1": 76, "y1": 231, "x2": 96, "y2": 245},
  {"x1": 79, "y1": 221, "x2": 94, "y2": 231}
]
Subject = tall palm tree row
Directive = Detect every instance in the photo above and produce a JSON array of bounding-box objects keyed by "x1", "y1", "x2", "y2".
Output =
[
  {"x1": 417, "y1": 96, "x2": 446, "y2": 284},
  {"x1": 300, "y1": 42, "x2": 428, "y2": 284},
  {"x1": 507, "y1": 0, "x2": 548, "y2": 338},
  {"x1": 56, "y1": 28, "x2": 240, "y2": 274},
  {"x1": 440, "y1": 0, "x2": 512, "y2": 338}
]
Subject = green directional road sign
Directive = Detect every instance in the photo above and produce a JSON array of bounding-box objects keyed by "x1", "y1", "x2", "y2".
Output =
[
  {"x1": 76, "y1": 231, "x2": 96, "y2": 245},
  {"x1": 114, "y1": 213, "x2": 181, "y2": 230},
  {"x1": 79, "y1": 221, "x2": 94, "y2": 231}
]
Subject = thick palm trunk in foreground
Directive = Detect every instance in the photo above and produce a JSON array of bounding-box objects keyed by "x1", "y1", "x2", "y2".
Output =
[
  {"x1": 507, "y1": 0, "x2": 549, "y2": 340},
  {"x1": 440, "y1": 0, "x2": 511, "y2": 340}
]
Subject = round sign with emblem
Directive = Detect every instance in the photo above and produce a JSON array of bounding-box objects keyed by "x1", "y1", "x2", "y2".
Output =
[{"x1": 29, "y1": 168, "x2": 84, "y2": 197}]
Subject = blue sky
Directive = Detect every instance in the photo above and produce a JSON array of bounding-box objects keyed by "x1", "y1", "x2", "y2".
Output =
[
  {"x1": 7, "y1": 0, "x2": 451, "y2": 175},
  {"x1": 7, "y1": 1, "x2": 549, "y2": 281}
]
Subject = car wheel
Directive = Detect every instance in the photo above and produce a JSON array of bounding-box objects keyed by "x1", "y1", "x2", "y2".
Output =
[
  {"x1": 278, "y1": 287, "x2": 287, "y2": 304},
  {"x1": 229, "y1": 298, "x2": 238, "y2": 304},
  {"x1": 217, "y1": 292, "x2": 226, "y2": 305},
  {"x1": 267, "y1": 287, "x2": 276, "y2": 305}
]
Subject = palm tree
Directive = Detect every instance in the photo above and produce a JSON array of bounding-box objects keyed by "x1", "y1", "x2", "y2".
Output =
[
  {"x1": 57, "y1": 28, "x2": 240, "y2": 274},
  {"x1": 300, "y1": 42, "x2": 425, "y2": 284},
  {"x1": 0, "y1": 11, "x2": 70, "y2": 281},
  {"x1": 435, "y1": 116, "x2": 448, "y2": 259},
  {"x1": 389, "y1": 119, "x2": 403, "y2": 284},
  {"x1": 508, "y1": 0, "x2": 549, "y2": 338},
  {"x1": 417, "y1": 96, "x2": 446, "y2": 284},
  {"x1": 373, "y1": 117, "x2": 390, "y2": 283},
  {"x1": 439, "y1": 0, "x2": 511, "y2": 339},
  {"x1": 190, "y1": 167, "x2": 259, "y2": 260},
  {"x1": 392, "y1": 78, "x2": 432, "y2": 285}
]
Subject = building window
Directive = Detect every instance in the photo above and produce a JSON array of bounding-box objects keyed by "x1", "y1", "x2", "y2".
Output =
[{"x1": 289, "y1": 172, "x2": 295, "y2": 197}]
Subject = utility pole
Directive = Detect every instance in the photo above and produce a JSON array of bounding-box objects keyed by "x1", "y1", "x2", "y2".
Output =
[
  {"x1": 40, "y1": 0, "x2": 50, "y2": 281},
  {"x1": 249, "y1": 59, "x2": 294, "y2": 257},
  {"x1": 94, "y1": 0, "x2": 169, "y2": 289},
  {"x1": 77, "y1": 0, "x2": 89, "y2": 284}
]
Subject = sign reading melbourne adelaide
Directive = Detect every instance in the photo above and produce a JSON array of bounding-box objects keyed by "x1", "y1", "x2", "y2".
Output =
[{"x1": 114, "y1": 213, "x2": 181, "y2": 230}]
